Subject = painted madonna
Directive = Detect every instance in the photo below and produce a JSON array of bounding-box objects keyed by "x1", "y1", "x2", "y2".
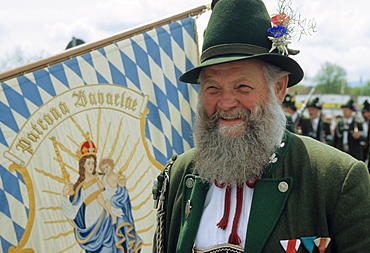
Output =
[{"x1": 61, "y1": 138, "x2": 142, "y2": 252}]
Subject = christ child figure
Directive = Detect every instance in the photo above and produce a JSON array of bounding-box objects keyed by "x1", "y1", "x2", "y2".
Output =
[{"x1": 98, "y1": 157, "x2": 126, "y2": 224}]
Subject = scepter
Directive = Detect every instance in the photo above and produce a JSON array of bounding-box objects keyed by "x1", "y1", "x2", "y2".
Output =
[{"x1": 50, "y1": 136, "x2": 74, "y2": 195}]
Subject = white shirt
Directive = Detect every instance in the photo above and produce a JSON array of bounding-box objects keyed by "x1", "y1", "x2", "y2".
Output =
[
  {"x1": 362, "y1": 121, "x2": 368, "y2": 137},
  {"x1": 311, "y1": 117, "x2": 319, "y2": 133},
  {"x1": 343, "y1": 118, "x2": 353, "y2": 144},
  {"x1": 291, "y1": 112, "x2": 299, "y2": 123},
  {"x1": 194, "y1": 183, "x2": 254, "y2": 249}
]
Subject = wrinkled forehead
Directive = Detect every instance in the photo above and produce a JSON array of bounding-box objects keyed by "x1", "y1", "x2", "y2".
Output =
[{"x1": 198, "y1": 59, "x2": 266, "y2": 86}]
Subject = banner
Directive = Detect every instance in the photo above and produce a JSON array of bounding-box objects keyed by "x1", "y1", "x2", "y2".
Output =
[{"x1": 0, "y1": 7, "x2": 206, "y2": 252}]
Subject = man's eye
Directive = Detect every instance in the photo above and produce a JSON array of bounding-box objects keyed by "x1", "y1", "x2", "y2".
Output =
[
  {"x1": 205, "y1": 86, "x2": 221, "y2": 94},
  {"x1": 237, "y1": 85, "x2": 252, "y2": 93}
]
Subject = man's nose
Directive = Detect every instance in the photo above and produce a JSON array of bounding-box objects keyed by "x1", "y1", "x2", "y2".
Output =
[{"x1": 217, "y1": 90, "x2": 239, "y2": 111}]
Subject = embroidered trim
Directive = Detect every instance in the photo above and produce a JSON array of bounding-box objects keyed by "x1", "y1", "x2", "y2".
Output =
[{"x1": 195, "y1": 243, "x2": 244, "y2": 253}]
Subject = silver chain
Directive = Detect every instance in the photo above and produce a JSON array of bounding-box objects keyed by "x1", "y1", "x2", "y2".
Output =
[{"x1": 155, "y1": 170, "x2": 169, "y2": 253}]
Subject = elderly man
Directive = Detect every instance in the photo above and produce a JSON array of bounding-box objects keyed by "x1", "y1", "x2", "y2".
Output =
[{"x1": 152, "y1": 0, "x2": 370, "y2": 252}]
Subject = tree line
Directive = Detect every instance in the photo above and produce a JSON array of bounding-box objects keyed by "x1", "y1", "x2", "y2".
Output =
[{"x1": 290, "y1": 62, "x2": 370, "y2": 96}]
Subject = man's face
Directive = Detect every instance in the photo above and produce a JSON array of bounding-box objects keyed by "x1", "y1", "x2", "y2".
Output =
[
  {"x1": 282, "y1": 105, "x2": 294, "y2": 115},
  {"x1": 363, "y1": 111, "x2": 370, "y2": 120},
  {"x1": 342, "y1": 107, "x2": 353, "y2": 119},
  {"x1": 194, "y1": 59, "x2": 289, "y2": 185},
  {"x1": 308, "y1": 107, "x2": 320, "y2": 119},
  {"x1": 199, "y1": 59, "x2": 286, "y2": 137}
]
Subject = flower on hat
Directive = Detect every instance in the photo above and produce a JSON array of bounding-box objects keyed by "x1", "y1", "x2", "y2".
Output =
[
  {"x1": 271, "y1": 14, "x2": 290, "y2": 27},
  {"x1": 267, "y1": 0, "x2": 316, "y2": 56},
  {"x1": 268, "y1": 24, "x2": 288, "y2": 38},
  {"x1": 267, "y1": 14, "x2": 291, "y2": 55},
  {"x1": 268, "y1": 33, "x2": 290, "y2": 55}
]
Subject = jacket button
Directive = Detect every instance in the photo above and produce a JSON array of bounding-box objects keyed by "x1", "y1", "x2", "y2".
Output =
[
  {"x1": 186, "y1": 178, "x2": 194, "y2": 188},
  {"x1": 278, "y1": 181, "x2": 289, "y2": 193}
]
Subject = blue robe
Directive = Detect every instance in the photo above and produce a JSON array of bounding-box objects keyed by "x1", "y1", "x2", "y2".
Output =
[{"x1": 69, "y1": 184, "x2": 143, "y2": 252}]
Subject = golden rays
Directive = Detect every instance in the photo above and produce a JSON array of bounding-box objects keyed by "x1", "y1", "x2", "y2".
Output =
[
  {"x1": 34, "y1": 167, "x2": 64, "y2": 184},
  {"x1": 98, "y1": 121, "x2": 112, "y2": 159},
  {"x1": 108, "y1": 117, "x2": 124, "y2": 159},
  {"x1": 39, "y1": 206, "x2": 61, "y2": 210},
  {"x1": 118, "y1": 138, "x2": 140, "y2": 175},
  {"x1": 44, "y1": 230, "x2": 74, "y2": 241},
  {"x1": 40, "y1": 108, "x2": 155, "y2": 251},
  {"x1": 128, "y1": 165, "x2": 150, "y2": 192}
]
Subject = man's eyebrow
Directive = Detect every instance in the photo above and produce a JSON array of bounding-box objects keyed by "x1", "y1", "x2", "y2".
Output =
[
  {"x1": 201, "y1": 78, "x2": 219, "y2": 86},
  {"x1": 234, "y1": 77, "x2": 254, "y2": 83}
]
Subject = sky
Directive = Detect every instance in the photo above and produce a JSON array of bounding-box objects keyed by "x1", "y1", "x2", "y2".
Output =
[{"x1": 1, "y1": 0, "x2": 369, "y2": 87}]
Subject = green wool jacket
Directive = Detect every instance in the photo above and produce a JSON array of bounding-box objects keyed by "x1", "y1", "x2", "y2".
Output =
[{"x1": 154, "y1": 131, "x2": 370, "y2": 253}]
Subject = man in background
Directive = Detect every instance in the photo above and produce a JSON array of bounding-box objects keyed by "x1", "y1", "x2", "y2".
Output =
[
  {"x1": 282, "y1": 93, "x2": 313, "y2": 136},
  {"x1": 306, "y1": 97, "x2": 332, "y2": 144},
  {"x1": 361, "y1": 100, "x2": 370, "y2": 170},
  {"x1": 333, "y1": 99, "x2": 365, "y2": 160},
  {"x1": 281, "y1": 94, "x2": 297, "y2": 133}
]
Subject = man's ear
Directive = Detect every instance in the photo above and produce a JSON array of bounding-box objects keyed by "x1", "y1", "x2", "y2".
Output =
[{"x1": 275, "y1": 75, "x2": 289, "y2": 102}]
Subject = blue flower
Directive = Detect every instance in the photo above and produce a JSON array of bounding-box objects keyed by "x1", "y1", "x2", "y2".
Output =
[{"x1": 267, "y1": 25, "x2": 288, "y2": 37}]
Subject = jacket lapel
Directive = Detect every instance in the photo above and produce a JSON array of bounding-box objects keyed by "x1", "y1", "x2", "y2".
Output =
[
  {"x1": 244, "y1": 130, "x2": 293, "y2": 252},
  {"x1": 244, "y1": 177, "x2": 293, "y2": 252},
  {"x1": 176, "y1": 174, "x2": 209, "y2": 253}
]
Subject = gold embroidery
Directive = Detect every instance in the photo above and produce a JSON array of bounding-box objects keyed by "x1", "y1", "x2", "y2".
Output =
[
  {"x1": 83, "y1": 177, "x2": 97, "y2": 190},
  {"x1": 85, "y1": 189, "x2": 104, "y2": 206}
]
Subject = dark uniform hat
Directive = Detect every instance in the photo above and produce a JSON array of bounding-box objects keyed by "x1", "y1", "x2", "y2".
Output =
[
  {"x1": 282, "y1": 94, "x2": 297, "y2": 110},
  {"x1": 307, "y1": 97, "x2": 322, "y2": 110},
  {"x1": 341, "y1": 99, "x2": 356, "y2": 111},
  {"x1": 362, "y1": 100, "x2": 370, "y2": 112},
  {"x1": 179, "y1": 0, "x2": 303, "y2": 87}
]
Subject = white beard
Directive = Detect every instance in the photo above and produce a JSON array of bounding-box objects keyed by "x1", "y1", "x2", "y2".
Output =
[{"x1": 193, "y1": 92, "x2": 287, "y2": 186}]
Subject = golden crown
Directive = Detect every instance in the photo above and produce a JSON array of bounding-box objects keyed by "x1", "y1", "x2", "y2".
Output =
[{"x1": 76, "y1": 138, "x2": 98, "y2": 158}]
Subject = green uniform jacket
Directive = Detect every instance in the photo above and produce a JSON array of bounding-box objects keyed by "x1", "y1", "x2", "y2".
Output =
[{"x1": 154, "y1": 131, "x2": 370, "y2": 253}]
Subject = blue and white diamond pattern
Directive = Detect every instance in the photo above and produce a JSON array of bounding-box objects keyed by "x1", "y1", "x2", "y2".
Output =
[{"x1": 0, "y1": 17, "x2": 199, "y2": 252}]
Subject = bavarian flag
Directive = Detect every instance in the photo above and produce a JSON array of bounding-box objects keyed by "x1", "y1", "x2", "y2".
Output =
[{"x1": 0, "y1": 5, "x2": 207, "y2": 253}]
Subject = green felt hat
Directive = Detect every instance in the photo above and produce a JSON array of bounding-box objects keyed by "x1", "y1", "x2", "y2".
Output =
[
  {"x1": 307, "y1": 97, "x2": 322, "y2": 110},
  {"x1": 282, "y1": 94, "x2": 296, "y2": 109},
  {"x1": 341, "y1": 99, "x2": 356, "y2": 111},
  {"x1": 179, "y1": 0, "x2": 303, "y2": 87},
  {"x1": 362, "y1": 100, "x2": 370, "y2": 112}
]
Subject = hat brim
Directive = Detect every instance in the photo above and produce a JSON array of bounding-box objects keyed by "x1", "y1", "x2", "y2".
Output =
[
  {"x1": 341, "y1": 105, "x2": 356, "y2": 111},
  {"x1": 179, "y1": 53, "x2": 303, "y2": 87}
]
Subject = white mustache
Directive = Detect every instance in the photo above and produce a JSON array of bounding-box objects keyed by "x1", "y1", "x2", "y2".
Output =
[{"x1": 216, "y1": 108, "x2": 249, "y2": 120}]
